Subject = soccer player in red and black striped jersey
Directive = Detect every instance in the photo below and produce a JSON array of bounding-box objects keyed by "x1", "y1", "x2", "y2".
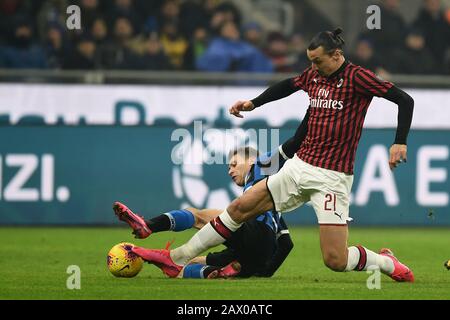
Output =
[{"x1": 136, "y1": 29, "x2": 415, "y2": 282}]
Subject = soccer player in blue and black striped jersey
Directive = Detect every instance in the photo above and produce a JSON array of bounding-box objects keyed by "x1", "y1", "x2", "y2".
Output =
[{"x1": 114, "y1": 121, "x2": 309, "y2": 278}]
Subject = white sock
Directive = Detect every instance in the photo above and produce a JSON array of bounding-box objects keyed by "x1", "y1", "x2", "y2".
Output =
[
  {"x1": 218, "y1": 209, "x2": 243, "y2": 231},
  {"x1": 170, "y1": 210, "x2": 242, "y2": 266},
  {"x1": 345, "y1": 246, "x2": 394, "y2": 274}
]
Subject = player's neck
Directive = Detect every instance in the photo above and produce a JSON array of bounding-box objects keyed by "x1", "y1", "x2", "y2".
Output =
[{"x1": 324, "y1": 58, "x2": 346, "y2": 78}]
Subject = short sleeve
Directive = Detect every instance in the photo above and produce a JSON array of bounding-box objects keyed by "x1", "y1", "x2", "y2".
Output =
[
  {"x1": 278, "y1": 216, "x2": 289, "y2": 234},
  {"x1": 354, "y1": 68, "x2": 393, "y2": 97},
  {"x1": 291, "y1": 67, "x2": 312, "y2": 92}
]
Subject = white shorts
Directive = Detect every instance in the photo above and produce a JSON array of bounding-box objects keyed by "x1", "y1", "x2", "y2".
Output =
[{"x1": 267, "y1": 155, "x2": 353, "y2": 225}]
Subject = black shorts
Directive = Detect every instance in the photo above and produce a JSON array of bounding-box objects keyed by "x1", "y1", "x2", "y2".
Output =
[{"x1": 206, "y1": 219, "x2": 276, "y2": 277}]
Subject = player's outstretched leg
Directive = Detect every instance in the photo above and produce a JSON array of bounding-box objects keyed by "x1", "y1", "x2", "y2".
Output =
[
  {"x1": 131, "y1": 243, "x2": 183, "y2": 278},
  {"x1": 170, "y1": 178, "x2": 273, "y2": 266},
  {"x1": 113, "y1": 202, "x2": 199, "y2": 238},
  {"x1": 113, "y1": 202, "x2": 152, "y2": 239}
]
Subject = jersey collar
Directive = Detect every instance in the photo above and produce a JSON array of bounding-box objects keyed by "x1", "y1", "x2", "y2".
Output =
[
  {"x1": 326, "y1": 59, "x2": 349, "y2": 79},
  {"x1": 244, "y1": 164, "x2": 255, "y2": 187}
]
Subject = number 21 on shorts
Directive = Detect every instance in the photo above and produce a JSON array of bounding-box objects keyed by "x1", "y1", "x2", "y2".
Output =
[{"x1": 324, "y1": 193, "x2": 337, "y2": 212}]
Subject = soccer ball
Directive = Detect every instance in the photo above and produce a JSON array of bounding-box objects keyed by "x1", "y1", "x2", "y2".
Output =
[{"x1": 107, "y1": 242, "x2": 143, "y2": 278}]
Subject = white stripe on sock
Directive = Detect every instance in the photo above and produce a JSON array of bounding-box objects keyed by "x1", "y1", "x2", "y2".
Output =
[
  {"x1": 170, "y1": 220, "x2": 225, "y2": 266},
  {"x1": 170, "y1": 210, "x2": 242, "y2": 266},
  {"x1": 219, "y1": 209, "x2": 242, "y2": 232},
  {"x1": 163, "y1": 212, "x2": 175, "y2": 230}
]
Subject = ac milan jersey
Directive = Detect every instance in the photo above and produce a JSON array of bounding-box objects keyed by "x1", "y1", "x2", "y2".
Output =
[{"x1": 292, "y1": 60, "x2": 393, "y2": 174}]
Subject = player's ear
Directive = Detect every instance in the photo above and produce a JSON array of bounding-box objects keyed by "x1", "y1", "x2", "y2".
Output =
[
  {"x1": 330, "y1": 49, "x2": 338, "y2": 60},
  {"x1": 333, "y1": 49, "x2": 343, "y2": 60}
]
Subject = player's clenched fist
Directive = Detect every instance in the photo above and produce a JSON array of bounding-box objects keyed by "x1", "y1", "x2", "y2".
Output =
[
  {"x1": 229, "y1": 100, "x2": 255, "y2": 118},
  {"x1": 389, "y1": 144, "x2": 407, "y2": 170}
]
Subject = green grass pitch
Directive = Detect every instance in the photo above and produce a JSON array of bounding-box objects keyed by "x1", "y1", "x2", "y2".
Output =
[{"x1": 1, "y1": 226, "x2": 450, "y2": 300}]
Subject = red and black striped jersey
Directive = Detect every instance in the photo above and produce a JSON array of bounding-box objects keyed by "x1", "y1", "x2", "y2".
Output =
[{"x1": 292, "y1": 60, "x2": 393, "y2": 174}]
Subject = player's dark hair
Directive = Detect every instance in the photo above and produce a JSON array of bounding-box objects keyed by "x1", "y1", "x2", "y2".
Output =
[
  {"x1": 229, "y1": 146, "x2": 259, "y2": 162},
  {"x1": 308, "y1": 28, "x2": 345, "y2": 53}
]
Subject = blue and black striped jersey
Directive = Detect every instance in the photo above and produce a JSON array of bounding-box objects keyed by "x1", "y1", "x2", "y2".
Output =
[{"x1": 243, "y1": 147, "x2": 289, "y2": 237}]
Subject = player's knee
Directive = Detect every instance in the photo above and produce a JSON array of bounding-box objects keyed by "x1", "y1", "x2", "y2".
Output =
[{"x1": 323, "y1": 253, "x2": 347, "y2": 272}]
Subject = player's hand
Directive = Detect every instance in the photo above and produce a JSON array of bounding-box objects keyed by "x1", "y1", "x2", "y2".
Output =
[
  {"x1": 229, "y1": 100, "x2": 255, "y2": 118},
  {"x1": 389, "y1": 144, "x2": 407, "y2": 170}
]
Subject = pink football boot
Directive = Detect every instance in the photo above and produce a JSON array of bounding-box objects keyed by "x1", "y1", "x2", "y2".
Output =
[
  {"x1": 113, "y1": 201, "x2": 151, "y2": 239},
  {"x1": 379, "y1": 248, "x2": 414, "y2": 282},
  {"x1": 207, "y1": 261, "x2": 241, "y2": 279},
  {"x1": 132, "y1": 243, "x2": 182, "y2": 278}
]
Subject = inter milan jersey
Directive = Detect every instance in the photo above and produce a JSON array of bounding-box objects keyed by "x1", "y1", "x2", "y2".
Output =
[
  {"x1": 292, "y1": 60, "x2": 393, "y2": 174},
  {"x1": 243, "y1": 150, "x2": 288, "y2": 236}
]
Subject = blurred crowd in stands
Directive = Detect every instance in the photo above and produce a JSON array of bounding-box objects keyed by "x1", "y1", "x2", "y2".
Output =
[{"x1": 0, "y1": 0, "x2": 449, "y2": 75}]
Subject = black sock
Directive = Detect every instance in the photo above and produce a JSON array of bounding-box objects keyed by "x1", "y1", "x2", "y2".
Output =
[{"x1": 145, "y1": 214, "x2": 172, "y2": 233}]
